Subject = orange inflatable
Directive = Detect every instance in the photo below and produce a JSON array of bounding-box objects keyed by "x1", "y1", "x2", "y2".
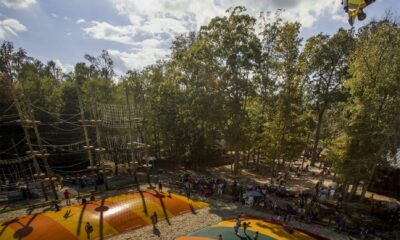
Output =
[{"x1": 0, "y1": 190, "x2": 208, "y2": 240}]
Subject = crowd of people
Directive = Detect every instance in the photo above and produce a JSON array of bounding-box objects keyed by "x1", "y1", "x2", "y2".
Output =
[{"x1": 172, "y1": 169, "x2": 397, "y2": 239}]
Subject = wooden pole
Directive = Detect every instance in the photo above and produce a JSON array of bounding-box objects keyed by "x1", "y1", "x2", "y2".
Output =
[
  {"x1": 27, "y1": 105, "x2": 58, "y2": 200},
  {"x1": 6, "y1": 77, "x2": 49, "y2": 201},
  {"x1": 74, "y1": 77, "x2": 94, "y2": 167},
  {"x1": 125, "y1": 83, "x2": 140, "y2": 191}
]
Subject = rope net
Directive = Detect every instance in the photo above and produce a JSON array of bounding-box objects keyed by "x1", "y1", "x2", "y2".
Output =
[{"x1": 97, "y1": 102, "x2": 142, "y2": 129}]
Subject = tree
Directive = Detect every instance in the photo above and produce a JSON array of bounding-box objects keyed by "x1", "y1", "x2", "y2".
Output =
[
  {"x1": 201, "y1": 6, "x2": 261, "y2": 174},
  {"x1": 329, "y1": 19, "x2": 400, "y2": 199},
  {"x1": 301, "y1": 29, "x2": 354, "y2": 166},
  {"x1": 267, "y1": 22, "x2": 306, "y2": 172}
]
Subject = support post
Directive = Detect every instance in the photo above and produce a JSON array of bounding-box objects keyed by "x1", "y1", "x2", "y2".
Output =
[
  {"x1": 125, "y1": 83, "x2": 140, "y2": 191},
  {"x1": 7, "y1": 78, "x2": 48, "y2": 201},
  {"x1": 75, "y1": 77, "x2": 93, "y2": 167}
]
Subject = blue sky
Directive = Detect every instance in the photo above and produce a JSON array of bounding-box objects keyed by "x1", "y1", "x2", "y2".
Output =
[{"x1": 0, "y1": 0, "x2": 398, "y2": 76}]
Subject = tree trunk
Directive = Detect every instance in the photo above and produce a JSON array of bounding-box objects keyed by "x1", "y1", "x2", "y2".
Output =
[
  {"x1": 311, "y1": 109, "x2": 325, "y2": 166},
  {"x1": 270, "y1": 159, "x2": 276, "y2": 181},
  {"x1": 234, "y1": 146, "x2": 240, "y2": 175},
  {"x1": 256, "y1": 149, "x2": 261, "y2": 170},
  {"x1": 360, "y1": 181, "x2": 368, "y2": 201},
  {"x1": 246, "y1": 151, "x2": 250, "y2": 168},
  {"x1": 342, "y1": 183, "x2": 349, "y2": 199},
  {"x1": 360, "y1": 163, "x2": 378, "y2": 201},
  {"x1": 348, "y1": 181, "x2": 359, "y2": 200}
]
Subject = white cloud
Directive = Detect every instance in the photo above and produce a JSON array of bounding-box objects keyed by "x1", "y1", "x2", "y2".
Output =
[
  {"x1": 76, "y1": 18, "x2": 86, "y2": 24},
  {"x1": 53, "y1": 59, "x2": 74, "y2": 73},
  {"x1": 0, "y1": 0, "x2": 36, "y2": 9},
  {"x1": 83, "y1": 21, "x2": 136, "y2": 45},
  {"x1": 332, "y1": 14, "x2": 348, "y2": 24},
  {"x1": 51, "y1": 13, "x2": 58, "y2": 18},
  {"x1": 109, "y1": 47, "x2": 169, "y2": 70},
  {"x1": 0, "y1": 18, "x2": 26, "y2": 38},
  {"x1": 82, "y1": 0, "x2": 344, "y2": 72}
]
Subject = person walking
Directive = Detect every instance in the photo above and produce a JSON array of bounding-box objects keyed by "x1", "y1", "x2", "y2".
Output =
[
  {"x1": 64, "y1": 189, "x2": 71, "y2": 206},
  {"x1": 85, "y1": 222, "x2": 93, "y2": 240},
  {"x1": 158, "y1": 180, "x2": 163, "y2": 193},
  {"x1": 218, "y1": 234, "x2": 223, "y2": 240},
  {"x1": 253, "y1": 231, "x2": 259, "y2": 240},
  {"x1": 243, "y1": 222, "x2": 248, "y2": 234},
  {"x1": 234, "y1": 217, "x2": 241, "y2": 234},
  {"x1": 151, "y1": 212, "x2": 158, "y2": 230}
]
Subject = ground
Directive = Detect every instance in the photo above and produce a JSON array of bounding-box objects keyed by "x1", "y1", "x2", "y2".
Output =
[{"x1": 0, "y1": 161, "x2": 398, "y2": 240}]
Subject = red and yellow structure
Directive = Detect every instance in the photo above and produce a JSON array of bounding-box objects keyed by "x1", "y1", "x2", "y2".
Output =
[
  {"x1": 176, "y1": 217, "x2": 329, "y2": 240},
  {"x1": 0, "y1": 190, "x2": 208, "y2": 240}
]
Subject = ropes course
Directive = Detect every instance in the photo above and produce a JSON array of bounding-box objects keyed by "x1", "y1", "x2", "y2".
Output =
[
  {"x1": 0, "y1": 155, "x2": 33, "y2": 165},
  {"x1": 0, "y1": 87, "x2": 148, "y2": 197},
  {"x1": 97, "y1": 102, "x2": 143, "y2": 129},
  {"x1": 0, "y1": 137, "x2": 26, "y2": 155},
  {"x1": 32, "y1": 139, "x2": 89, "y2": 152}
]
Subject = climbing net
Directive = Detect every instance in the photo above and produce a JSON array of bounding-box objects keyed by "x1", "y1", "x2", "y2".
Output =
[{"x1": 97, "y1": 103, "x2": 142, "y2": 129}]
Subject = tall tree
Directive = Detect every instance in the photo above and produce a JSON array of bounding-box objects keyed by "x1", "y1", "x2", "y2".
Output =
[
  {"x1": 202, "y1": 6, "x2": 261, "y2": 174},
  {"x1": 268, "y1": 22, "x2": 305, "y2": 171},
  {"x1": 301, "y1": 29, "x2": 354, "y2": 166},
  {"x1": 329, "y1": 19, "x2": 400, "y2": 199}
]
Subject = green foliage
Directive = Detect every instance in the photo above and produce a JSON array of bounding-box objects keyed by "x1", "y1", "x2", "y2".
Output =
[{"x1": 1, "y1": 9, "x2": 399, "y2": 184}]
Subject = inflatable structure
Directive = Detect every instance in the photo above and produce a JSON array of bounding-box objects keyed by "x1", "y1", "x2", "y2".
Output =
[
  {"x1": 176, "y1": 217, "x2": 329, "y2": 240},
  {"x1": 0, "y1": 190, "x2": 208, "y2": 240}
]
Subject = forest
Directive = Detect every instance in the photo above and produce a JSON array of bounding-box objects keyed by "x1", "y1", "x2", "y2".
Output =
[{"x1": 1, "y1": 7, "x2": 399, "y2": 200}]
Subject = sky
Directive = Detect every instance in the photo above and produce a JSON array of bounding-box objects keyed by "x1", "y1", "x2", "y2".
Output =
[{"x1": 0, "y1": 0, "x2": 398, "y2": 76}]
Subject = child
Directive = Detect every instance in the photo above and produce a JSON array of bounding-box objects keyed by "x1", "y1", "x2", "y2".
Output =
[
  {"x1": 64, "y1": 189, "x2": 71, "y2": 206},
  {"x1": 85, "y1": 222, "x2": 93, "y2": 239}
]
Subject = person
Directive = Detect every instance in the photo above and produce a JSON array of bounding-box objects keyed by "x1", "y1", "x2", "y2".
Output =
[
  {"x1": 253, "y1": 231, "x2": 259, "y2": 240},
  {"x1": 218, "y1": 182, "x2": 224, "y2": 197},
  {"x1": 186, "y1": 188, "x2": 191, "y2": 199},
  {"x1": 345, "y1": 0, "x2": 375, "y2": 25},
  {"x1": 283, "y1": 223, "x2": 294, "y2": 234},
  {"x1": 218, "y1": 234, "x2": 223, "y2": 240},
  {"x1": 243, "y1": 222, "x2": 248, "y2": 234},
  {"x1": 284, "y1": 212, "x2": 293, "y2": 223},
  {"x1": 90, "y1": 193, "x2": 95, "y2": 201},
  {"x1": 151, "y1": 212, "x2": 158, "y2": 230},
  {"x1": 64, "y1": 189, "x2": 71, "y2": 206},
  {"x1": 158, "y1": 180, "x2": 163, "y2": 192},
  {"x1": 85, "y1": 222, "x2": 93, "y2": 239},
  {"x1": 234, "y1": 217, "x2": 241, "y2": 234},
  {"x1": 329, "y1": 186, "x2": 335, "y2": 199},
  {"x1": 369, "y1": 193, "x2": 374, "y2": 202},
  {"x1": 53, "y1": 201, "x2": 60, "y2": 212}
]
